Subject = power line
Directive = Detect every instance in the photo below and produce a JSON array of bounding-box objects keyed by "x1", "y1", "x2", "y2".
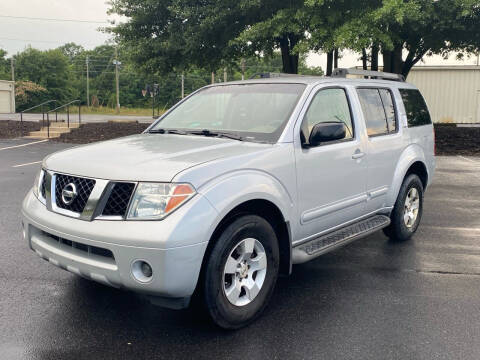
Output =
[
  {"x1": 0, "y1": 15, "x2": 108, "y2": 24},
  {"x1": 0, "y1": 37, "x2": 100, "y2": 46}
]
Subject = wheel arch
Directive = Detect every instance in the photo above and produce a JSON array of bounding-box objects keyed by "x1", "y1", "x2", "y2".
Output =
[{"x1": 388, "y1": 144, "x2": 429, "y2": 206}]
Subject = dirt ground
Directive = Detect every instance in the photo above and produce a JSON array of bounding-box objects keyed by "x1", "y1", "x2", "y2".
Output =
[
  {"x1": 0, "y1": 120, "x2": 41, "y2": 139},
  {"x1": 55, "y1": 122, "x2": 150, "y2": 143},
  {"x1": 434, "y1": 124, "x2": 480, "y2": 156}
]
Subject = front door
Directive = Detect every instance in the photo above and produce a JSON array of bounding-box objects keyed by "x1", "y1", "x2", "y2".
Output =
[{"x1": 294, "y1": 86, "x2": 368, "y2": 241}]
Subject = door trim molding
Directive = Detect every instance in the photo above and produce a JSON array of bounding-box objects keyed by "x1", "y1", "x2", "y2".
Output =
[{"x1": 301, "y1": 193, "x2": 368, "y2": 224}]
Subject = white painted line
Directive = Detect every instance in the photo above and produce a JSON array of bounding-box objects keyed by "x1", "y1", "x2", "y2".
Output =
[
  {"x1": 457, "y1": 155, "x2": 480, "y2": 164},
  {"x1": 422, "y1": 225, "x2": 480, "y2": 233},
  {"x1": 12, "y1": 161, "x2": 42, "y2": 168},
  {"x1": 0, "y1": 139, "x2": 48, "y2": 151}
]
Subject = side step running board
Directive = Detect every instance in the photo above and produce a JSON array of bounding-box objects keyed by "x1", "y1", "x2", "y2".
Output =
[{"x1": 292, "y1": 215, "x2": 391, "y2": 264}]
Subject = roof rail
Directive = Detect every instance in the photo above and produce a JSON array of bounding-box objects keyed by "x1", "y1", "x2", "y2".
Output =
[
  {"x1": 331, "y1": 68, "x2": 405, "y2": 82},
  {"x1": 248, "y1": 72, "x2": 309, "y2": 79}
]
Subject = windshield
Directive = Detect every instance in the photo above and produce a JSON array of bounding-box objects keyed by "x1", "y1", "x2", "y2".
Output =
[{"x1": 151, "y1": 83, "x2": 306, "y2": 143}]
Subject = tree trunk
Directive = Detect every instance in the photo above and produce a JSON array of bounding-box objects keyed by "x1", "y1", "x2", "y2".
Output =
[
  {"x1": 333, "y1": 48, "x2": 339, "y2": 69},
  {"x1": 279, "y1": 34, "x2": 299, "y2": 74},
  {"x1": 326, "y1": 50, "x2": 333, "y2": 76},
  {"x1": 371, "y1": 44, "x2": 378, "y2": 71},
  {"x1": 362, "y1": 48, "x2": 368, "y2": 70},
  {"x1": 382, "y1": 45, "x2": 403, "y2": 74}
]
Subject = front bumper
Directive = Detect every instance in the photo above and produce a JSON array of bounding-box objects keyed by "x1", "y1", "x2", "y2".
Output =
[{"x1": 22, "y1": 189, "x2": 216, "y2": 301}]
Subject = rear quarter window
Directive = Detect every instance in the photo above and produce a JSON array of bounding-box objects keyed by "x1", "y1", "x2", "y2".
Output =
[{"x1": 399, "y1": 89, "x2": 432, "y2": 127}]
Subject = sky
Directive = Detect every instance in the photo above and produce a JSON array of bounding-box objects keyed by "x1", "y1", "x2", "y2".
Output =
[{"x1": 0, "y1": 0, "x2": 479, "y2": 71}]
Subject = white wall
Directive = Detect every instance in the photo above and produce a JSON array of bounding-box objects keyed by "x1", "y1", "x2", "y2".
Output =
[
  {"x1": 0, "y1": 80, "x2": 15, "y2": 114},
  {"x1": 407, "y1": 66, "x2": 480, "y2": 124}
]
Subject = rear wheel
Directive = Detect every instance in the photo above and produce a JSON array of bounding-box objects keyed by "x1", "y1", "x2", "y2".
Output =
[
  {"x1": 384, "y1": 174, "x2": 424, "y2": 241},
  {"x1": 202, "y1": 215, "x2": 279, "y2": 329}
]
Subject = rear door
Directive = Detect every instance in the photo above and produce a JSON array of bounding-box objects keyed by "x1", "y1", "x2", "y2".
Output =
[
  {"x1": 356, "y1": 87, "x2": 407, "y2": 213},
  {"x1": 294, "y1": 85, "x2": 368, "y2": 240}
]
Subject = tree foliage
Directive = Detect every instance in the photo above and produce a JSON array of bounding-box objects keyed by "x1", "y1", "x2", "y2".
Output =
[
  {"x1": 109, "y1": 0, "x2": 480, "y2": 77},
  {"x1": 335, "y1": 0, "x2": 480, "y2": 76}
]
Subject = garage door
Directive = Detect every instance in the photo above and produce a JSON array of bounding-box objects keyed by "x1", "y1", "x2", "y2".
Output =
[{"x1": 0, "y1": 91, "x2": 11, "y2": 113}]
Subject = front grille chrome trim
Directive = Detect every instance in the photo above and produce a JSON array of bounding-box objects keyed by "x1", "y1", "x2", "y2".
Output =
[
  {"x1": 43, "y1": 170, "x2": 136, "y2": 222},
  {"x1": 49, "y1": 171, "x2": 109, "y2": 221}
]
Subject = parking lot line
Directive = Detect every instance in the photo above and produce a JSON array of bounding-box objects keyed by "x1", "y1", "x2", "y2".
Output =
[
  {"x1": 457, "y1": 155, "x2": 480, "y2": 164},
  {"x1": 0, "y1": 139, "x2": 48, "y2": 151},
  {"x1": 12, "y1": 161, "x2": 42, "y2": 168}
]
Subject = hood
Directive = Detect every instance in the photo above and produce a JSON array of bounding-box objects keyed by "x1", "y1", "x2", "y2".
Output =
[{"x1": 43, "y1": 134, "x2": 270, "y2": 182}]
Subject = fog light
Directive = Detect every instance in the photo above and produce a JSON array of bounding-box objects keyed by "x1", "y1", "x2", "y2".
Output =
[{"x1": 132, "y1": 260, "x2": 153, "y2": 283}]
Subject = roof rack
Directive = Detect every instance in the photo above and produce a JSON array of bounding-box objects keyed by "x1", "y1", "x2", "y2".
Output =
[
  {"x1": 249, "y1": 72, "x2": 308, "y2": 79},
  {"x1": 331, "y1": 68, "x2": 405, "y2": 82}
]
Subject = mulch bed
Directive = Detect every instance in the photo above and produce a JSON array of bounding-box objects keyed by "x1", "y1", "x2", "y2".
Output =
[
  {"x1": 56, "y1": 122, "x2": 150, "y2": 144},
  {"x1": 6, "y1": 120, "x2": 474, "y2": 157},
  {"x1": 434, "y1": 124, "x2": 480, "y2": 156},
  {"x1": 0, "y1": 120, "x2": 41, "y2": 139}
]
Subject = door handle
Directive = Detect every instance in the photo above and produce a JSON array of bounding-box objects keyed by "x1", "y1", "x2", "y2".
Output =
[{"x1": 352, "y1": 151, "x2": 365, "y2": 160}]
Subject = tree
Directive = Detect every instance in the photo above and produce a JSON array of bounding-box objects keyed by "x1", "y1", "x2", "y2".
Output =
[
  {"x1": 14, "y1": 47, "x2": 78, "y2": 103},
  {"x1": 108, "y1": 0, "x2": 313, "y2": 74},
  {"x1": 233, "y1": 0, "x2": 308, "y2": 74},
  {"x1": 0, "y1": 49, "x2": 10, "y2": 80},
  {"x1": 15, "y1": 81, "x2": 47, "y2": 110},
  {"x1": 335, "y1": 0, "x2": 480, "y2": 77},
  {"x1": 303, "y1": 0, "x2": 369, "y2": 75}
]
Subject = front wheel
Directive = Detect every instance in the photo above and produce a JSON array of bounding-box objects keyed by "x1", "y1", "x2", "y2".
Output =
[
  {"x1": 384, "y1": 174, "x2": 424, "y2": 241},
  {"x1": 202, "y1": 215, "x2": 279, "y2": 329}
]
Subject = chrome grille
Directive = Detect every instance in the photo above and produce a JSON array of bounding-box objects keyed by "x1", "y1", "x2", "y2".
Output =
[
  {"x1": 40, "y1": 174, "x2": 47, "y2": 199},
  {"x1": 54, "y1": 174, "x2": 96, "y2": 213},
  {"x1": 102, "y1": 182, "x2": 136, "y2": 217}
]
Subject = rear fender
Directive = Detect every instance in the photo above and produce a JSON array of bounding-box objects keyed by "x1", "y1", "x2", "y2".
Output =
[{"x1": 387, "y1": 144, "x2": 427, "y2": 206}]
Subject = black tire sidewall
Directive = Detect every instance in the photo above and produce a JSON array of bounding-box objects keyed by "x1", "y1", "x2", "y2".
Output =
[
  {"x1": 203, "y1": 215, "x2": 279, "y2": 329},
  {"x1": 389, "y1": 174, "x2": 424, "y2": 241}
]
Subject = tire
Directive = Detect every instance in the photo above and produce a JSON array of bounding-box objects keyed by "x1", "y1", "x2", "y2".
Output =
[
  {"x1": 202, "y1": 215, "x2": 279, "y2": 329},
  {"x1": 384, "y1": 174, "x2": 424, "y2": 242}
]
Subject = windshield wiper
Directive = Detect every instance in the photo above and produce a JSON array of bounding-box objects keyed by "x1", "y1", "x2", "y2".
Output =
[
  {"x1": 148, "y1": 128, "x2": 188, "y2": 135},
  {"x1": 188, "y1": 129, "x2": 244, "y2": 141}
]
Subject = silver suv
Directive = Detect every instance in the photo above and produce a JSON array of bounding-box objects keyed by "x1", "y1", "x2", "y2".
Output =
[{"x1": 22, "y1": 69, "x2": 435, "y2": 329}]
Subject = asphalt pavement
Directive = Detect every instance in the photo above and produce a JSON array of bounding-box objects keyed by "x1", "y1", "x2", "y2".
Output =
[{"x1": 1, "y1": 138, "x2": 480, "y2": 360}]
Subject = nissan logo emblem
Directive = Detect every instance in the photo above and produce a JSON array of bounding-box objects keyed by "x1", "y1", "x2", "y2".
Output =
[{"x1": 61, "y1": 183, "x2": 78, "y2": 205}]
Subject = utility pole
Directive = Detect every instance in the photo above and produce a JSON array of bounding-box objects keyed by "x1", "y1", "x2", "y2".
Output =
[
  {"x1": 181, "y1": 73, "x2": 185, "y2": 99},
  {"x1": 223, "y1": 67, "x2": 227, "y2": 82},
  {"x1": 86, "y1": 56, "x2": 90, "y2": 107},
  {"x1": 10, "y1": 58, "x2": 14, "y2": 82},
  {"x1": 211, "y1": 72, "x2": 215, "y2": 84},
  {"x1": 114, "y1": 48, "x2": 120, "y2": 113},
  {"x1": 241, "y1": 58, "x2": 245, "y2": 80}
]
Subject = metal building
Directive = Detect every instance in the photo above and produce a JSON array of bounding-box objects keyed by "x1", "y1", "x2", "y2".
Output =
[
  {"x1": 407, "y1": 66, "x2": 480, "y2": 124},
  {"x1": 0, "y1": 80, "x2": 15, "y2": 113}
]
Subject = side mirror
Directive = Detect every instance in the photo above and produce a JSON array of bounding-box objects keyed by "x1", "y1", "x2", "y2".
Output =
[{"x1": 307, "y1": 122, "x2": 346, "y2": 147}]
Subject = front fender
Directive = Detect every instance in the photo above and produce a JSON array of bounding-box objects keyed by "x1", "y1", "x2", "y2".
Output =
[
  {"x1": 387, "y1": 144, "x2": 428, "y2": 206},
  {"x1": 198, "y1": 170, "x2": 294, "y2": 240}
]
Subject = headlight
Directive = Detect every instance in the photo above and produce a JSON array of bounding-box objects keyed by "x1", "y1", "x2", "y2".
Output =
[
  {"x1": 32, "y1": 168, "x2": 45, "y2": 200},
  {"x1": 127, "y1": 182, "x2": 196, "y2": 220}
]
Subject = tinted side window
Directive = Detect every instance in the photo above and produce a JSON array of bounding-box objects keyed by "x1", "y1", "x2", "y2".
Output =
[
  {"x1": 399, "y1": 89, "x2": 432, "y2": 127},
  {"x1": 357, "y1": 89, "x2": 388, "y2": 136},
  {"x1": 379, "y1": 89, "x2": 397, "y2": 132},
  {"x1": 302, "y1": 88, "x2": 354, "y2": 144}
]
